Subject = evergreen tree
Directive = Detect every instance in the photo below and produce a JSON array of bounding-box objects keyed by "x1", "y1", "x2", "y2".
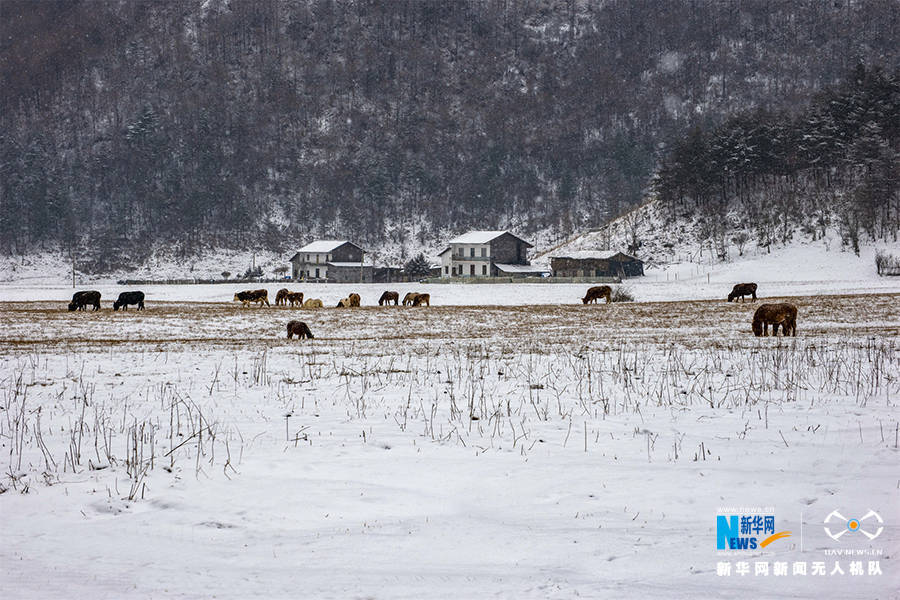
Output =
[{"x1": 404, "y1": 253, "x2": 431, "y2": 278}]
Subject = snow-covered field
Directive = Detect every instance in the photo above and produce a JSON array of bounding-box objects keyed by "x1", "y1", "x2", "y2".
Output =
[{"x1": 1, "y1": 283, "x2": 898, "y2": 598}]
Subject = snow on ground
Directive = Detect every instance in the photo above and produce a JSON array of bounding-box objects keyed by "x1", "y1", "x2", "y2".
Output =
[
  {"x1": 1, "y1": 291, "x2": 898, "y2": 598},
  {"x1": 2, "y1": 237, "x2": 900, "y2": 307}
]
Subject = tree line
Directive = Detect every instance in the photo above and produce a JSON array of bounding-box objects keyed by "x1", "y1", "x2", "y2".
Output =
[{"x1": 1, "y1": 0, "x2": 897, "y2": 270}]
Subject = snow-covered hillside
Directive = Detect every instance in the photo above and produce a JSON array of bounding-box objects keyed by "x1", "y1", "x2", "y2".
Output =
[{"x1": 535, "y1": 199, "x2": 900, "y2": 296}]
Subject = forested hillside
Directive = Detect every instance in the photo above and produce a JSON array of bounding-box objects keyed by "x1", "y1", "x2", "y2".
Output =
[
  {"x1": 1, "y1": 0, "x2": 898, "y2": 271},
  {"x1": 654, "y1": 65, "x2": 898, "y2": 258}
]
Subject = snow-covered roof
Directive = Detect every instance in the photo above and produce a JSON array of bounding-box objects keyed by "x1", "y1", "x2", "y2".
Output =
[
  {"x1": 296, "y1": 240, "x2": 352, "y2": 253},
  {"x1": 549, "y1": 250, "x2": 641, "y2": 262},
  {"x1": 449, "y1": 230, "x2": 531, "y2": 246},
  {"x1": 437, "y1": 246, "x2": 452, "y2": 256},
  {"x1": 495, "y1": 263, "x2": 550, "y2": 274}
]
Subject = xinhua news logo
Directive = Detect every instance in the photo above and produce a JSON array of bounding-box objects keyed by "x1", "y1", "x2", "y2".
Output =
[{"x1": 717, "y1": 512, "x2": 791, "y2": 551}]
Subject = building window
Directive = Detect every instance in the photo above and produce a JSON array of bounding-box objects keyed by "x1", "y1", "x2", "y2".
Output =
[
  {"x1": 482, "y1": 265, "x2": 487, "y2": 275},
  {"x1": 315, "y1": 268, "x2": 320, "y2": 278},
  {"x1": 470, "y1": 264, "x2": 475, "y2": 275},
  {"x1": 445, "y1": 266, "x2": 449, "y2": 274},
  {"x1": 481, "y1": 247, "x2": 486, "y2": 257},
  {"x1": 470, "y1": 247, "x2": 475, "y2": 257}
]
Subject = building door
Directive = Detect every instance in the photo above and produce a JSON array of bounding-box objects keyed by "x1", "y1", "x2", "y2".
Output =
[
  {"x1": 315, "y1": 268, "x2": 320, "y2": 278},
  {"x1": 470, "y1": 264, "x2": 475, "y2": 276}
]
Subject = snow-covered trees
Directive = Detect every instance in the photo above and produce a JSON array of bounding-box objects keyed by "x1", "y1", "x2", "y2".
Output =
[
  {"x1": 655, "y1": 67, "x2": 900, "y2": 251},
  {"x1": 1, "y1": 1, "x2": 897, "y2": 265}
]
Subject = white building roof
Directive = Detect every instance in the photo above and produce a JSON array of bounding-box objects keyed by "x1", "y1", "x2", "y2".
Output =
[
  {"x1": 448, "y1": 230, "x2": 510, "y2": 244},
  {"x1": 296, "y1": 240, "x2": 350, "y2": 253},
  {"x1": 548, "y1": 250, "x2": 641, "y2": 261},
  {"x1": 495, "y1": 263, "x2": 550, "y2": 274}
]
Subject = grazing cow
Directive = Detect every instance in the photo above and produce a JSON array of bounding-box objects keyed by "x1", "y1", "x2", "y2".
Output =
[
  {"x1": 302, "y1": 298, "x2": 323, "y2": 309},
  {"x1": 728, "y1": 283, "x2": 758, "y2": 303},
  {"x1": 68, "y1": 290, "x2": 101, "y2": 312},
  {"x1": 582, "y1": 285, "x2": 612, "y2": 304},
  {"x1": 752, "y1": 303, "x2": 798, "y2": 337},
  {"x1": 286, "y1": 320, "x2": 315, "y2": 339},
  {"x1": 113, "y1": 291, "x2": 145, "y2": 311},
  {"x1": 285, "y1": 292, "x2": 304, "y2": 307},
  {"x1": 412, "y1": 293, "x2": 430, "y2": 307},
  {"x1": 348, "y1": 293, "x2": 361, "y2": 307},
  {"x1": 379, "y1": 291, "x2": 399, "y2": 306},
  {"x1": 402, "y1": 292, "x2": 419, "y2": 306},
  {"x1": 233, "y1": 289, "x2": 270, "y2": 307},
  {"x1": 275, "y1": 288, "x2": 290, "y2": 306},
  {"x1": 336, "y1": 298, "x2": 351, "y2": 308}
]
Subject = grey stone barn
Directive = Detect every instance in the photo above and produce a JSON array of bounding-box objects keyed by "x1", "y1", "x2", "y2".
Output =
[
  {"x1": 549, "y1": 251, "x2": 644, "y2": 278},
  {"x1": 289, "y1": 240, "x2": 373, "y2": 283},
  {"x1": 438, "y1": 230, "x2": 545, "y2": 278}
]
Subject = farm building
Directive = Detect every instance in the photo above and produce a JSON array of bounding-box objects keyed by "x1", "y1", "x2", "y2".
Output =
[
  {"x1": 438, "y1": 230, "x2": 546, "y2": 278},
  {"x1": 289, "y1": 240, "x2": 373, "y2": 283},
  {"x1": 549, "y1": 251, "x2": 644, "y2": 278}
]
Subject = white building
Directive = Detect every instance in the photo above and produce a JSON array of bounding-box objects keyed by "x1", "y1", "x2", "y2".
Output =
[{"x1": 438, "y1": 230, "x2": 545, "y2": 278}]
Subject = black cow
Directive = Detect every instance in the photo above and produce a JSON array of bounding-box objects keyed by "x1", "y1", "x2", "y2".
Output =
[
  {"x1": 114, "y1": 291, "x2": 145, "y2": 311},
  {"x1": 234, "y1": 289, "x2": 270, "y2": 307},
  {"x1": 68, "y1": 290, "x2": 101, "y2": 311}
]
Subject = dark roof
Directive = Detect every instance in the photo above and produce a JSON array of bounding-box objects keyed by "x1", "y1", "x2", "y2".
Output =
[{"x1": 289, "y1": 240, "x2": 365, "y2": 263}]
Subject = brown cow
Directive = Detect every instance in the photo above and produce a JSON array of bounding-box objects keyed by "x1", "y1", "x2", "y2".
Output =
[
  {"x1": 402, "y1": 292, "x2": 419, "y2": 306},
  {"x1": 348, "y1": 293, "x2": 361, "y2": 307},
  {"x1": 234, "y1": 289, "x2": 270, "y2": 307},
  {"x1": 582, "y1": 286, "x2": 612, "y2": 304},
  {"x1": 752, "y1": 303, "x2": 798, "y2": 337},
  {"x1": 379, "y1": 291, "x2": 399, "y2": 306},
  {"x1": 336, "y1": 298, "x2": 351, "y2": 308},
  {"x1": 275, "y1": 288, "x2": 290, "y2": 306},
  {"x1": 728, "y1": 283, "x2": 758, "y2": 303},
  {"x1": 286, "y1": 320, "x2": 315, "y2": 339},
  {"x1": 302, "y1": 298, "x2": 323, "y2": 309},
  {"x1": 412, "y1": 293, "x2": 430, "y2": 306},
  {"x1": 285, "y1": 292, "x2": 304, "y2": 307}
]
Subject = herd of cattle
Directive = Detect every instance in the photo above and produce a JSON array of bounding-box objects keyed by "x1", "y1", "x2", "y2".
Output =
[
  {"x1": 580, "y1": 282, "x2": 796, "y2": 337},
  {"x1": 64, "y1": 282, "x2": 797, "y2": 339},
  {"x1": 231, "y1": 288, "x2": 431, "y2": 308},
  {"x1": 68, "y1": 290, "x2": 144, "y2": 312}
]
